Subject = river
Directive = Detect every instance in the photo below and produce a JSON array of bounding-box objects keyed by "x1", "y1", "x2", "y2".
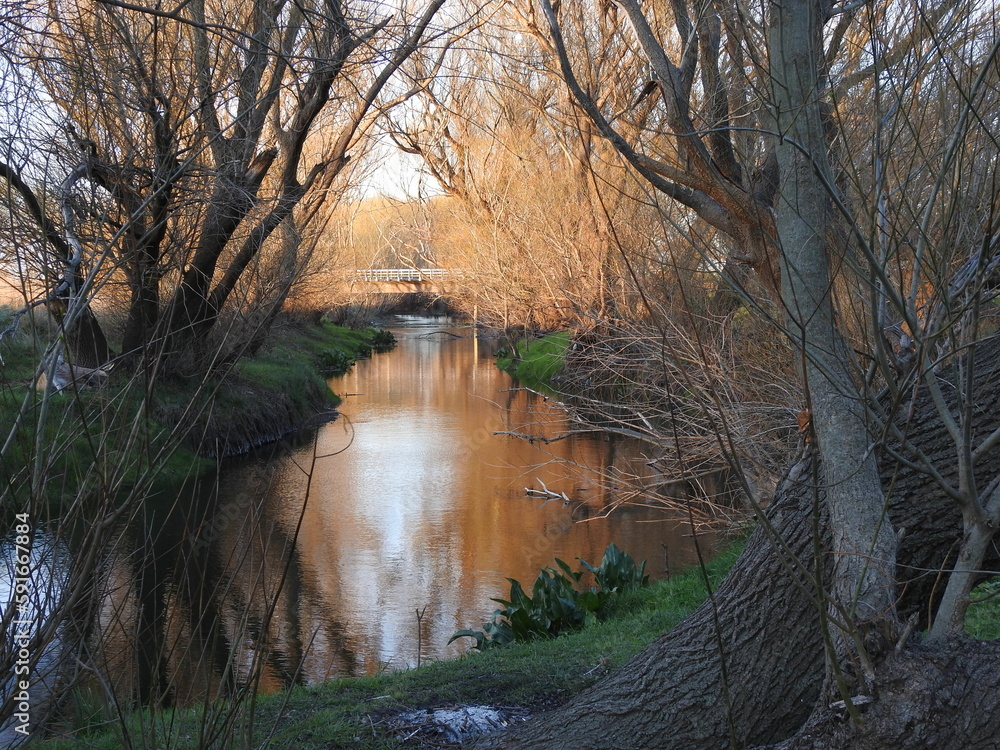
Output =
[{"x1": 5, "y1": 316, "x2": 721, "y2": 708}]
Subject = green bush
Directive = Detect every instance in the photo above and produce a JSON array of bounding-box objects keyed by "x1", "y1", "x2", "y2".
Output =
[
  {"x1": 451, "y1": 543, "x2": 649, "y2": 651},
  {"x1": 317, "y1": 348, "x2": 354, "y2": 373},
  {"x1": 369, "y1": 329, "x2": 396, "y2": 350}
]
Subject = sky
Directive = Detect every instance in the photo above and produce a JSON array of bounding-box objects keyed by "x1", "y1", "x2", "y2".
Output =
[{"x1": 357, "y1": 138, "x2": 441, "y2": 201}]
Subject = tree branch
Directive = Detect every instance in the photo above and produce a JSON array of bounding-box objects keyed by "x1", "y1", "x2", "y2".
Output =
[
  {"x1": 538, "y1": 0, "x2": 738, "y2": 239},
  {"x1": 0, "y1": 160, "x2": 73, "y2": 262}
]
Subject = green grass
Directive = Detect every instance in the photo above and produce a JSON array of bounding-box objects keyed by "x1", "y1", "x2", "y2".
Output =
[
  {"x1": 0, "y1": 318, "x2": 176, "y2": 509},
  {"x1": 232, "y1": 321, "x2": 374, "y2": 410},
  {"x1": 966, "y1": 576, "x2": 1000, "y2": 640},
  {"x1": 0, "y1": 309, "x2": 389, "y2": 508},
  {"x1": 28, "y1": 527, "x2": 1000, "y2": 749},
  {"x1": 40, "y1": 541, "x2": 745, "y2": 749},
  {"x1": 497, "y1": 330, "x2": 571, "y2": 390}
]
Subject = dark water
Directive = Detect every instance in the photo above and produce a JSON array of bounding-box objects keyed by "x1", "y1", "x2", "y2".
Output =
[{"x1": 4, "y1": 316, "x2": 721, "y2": 706}]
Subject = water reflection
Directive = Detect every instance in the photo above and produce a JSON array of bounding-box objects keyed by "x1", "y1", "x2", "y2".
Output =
[
  {"x1": 239, "y1": 316, "x2": 718, "y2": 680},
  {"x1": 77, "y1": 316, "x2": 719, "y2": 703}
]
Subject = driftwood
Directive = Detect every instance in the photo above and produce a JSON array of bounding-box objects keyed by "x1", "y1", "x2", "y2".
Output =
[{"x1": 524, "y1": 478, "x2": 571, "y2": 506}]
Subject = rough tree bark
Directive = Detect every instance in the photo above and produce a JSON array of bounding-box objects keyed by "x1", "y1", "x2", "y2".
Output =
[
  {"x1": 470, "y1": 340, "x2": 1000, "y2": 749},
  {"x1": 754, "y1": 638, "x2": 1000, "y2": 750},
  {"x1": 468, "y1": 2, "x2": 1000, "y2": 747}
]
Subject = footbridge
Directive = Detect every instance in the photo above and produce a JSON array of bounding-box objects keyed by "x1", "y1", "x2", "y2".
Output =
[{"x1": 351, "y1": 268, "x2": 463, "y2": 295}]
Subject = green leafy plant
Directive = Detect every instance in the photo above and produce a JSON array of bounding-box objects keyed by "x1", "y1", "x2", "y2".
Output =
[
  {"x1": 581, "y1": 542, "x2": 649, "y2": 594},
  {"x1": 369, "y1": 329, "x2": 396, "y2": 350},
  {"x1": 317, "y1": 348, "x2": 354, "y2": 373},
  {"x1": 450, "y1": 544, "x2": 649, "y2": 651}
]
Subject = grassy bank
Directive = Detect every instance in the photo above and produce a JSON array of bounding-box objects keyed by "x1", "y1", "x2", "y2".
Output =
[
  {"x1": 0, "y1": 309, "x2": 389, "y2": 505},
  {"x1": 496, "y1": 330, "x2": 571, "y2": 390},
  {"x1": 153, "y1": 318, "x2": 390, "y2": 456},
  {"x1": 41, "y1": 540, "x2": 745, "y2": 749}
]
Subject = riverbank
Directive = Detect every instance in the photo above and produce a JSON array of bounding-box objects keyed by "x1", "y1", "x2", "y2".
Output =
[
  {"x1": 0, "y1": 309, "x2": 392, "y2": 503},
  {"x1": 496, "y1": 330, "x2": 570, "y2": 391},
  {"x1": 27, "y1": 529, "x2": 1000, "y2": 749},
  {"x1": 41, "y1": 540, "x2": 746, "y2": 749},
  {"x1": 152, "y1": 317, "x2": 394, "y2": 457}
]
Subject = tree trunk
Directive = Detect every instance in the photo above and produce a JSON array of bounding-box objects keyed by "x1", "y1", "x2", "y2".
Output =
[
  {"x1": 770, "y1": 0, "x2": 897, "y2": 638},
  {"x1": 754, "y1": 638, "x2": 1000, "y2": 750},
  {"x1": 60, "y1": 303, "x2": 112, "y2": 369},
  {"x1": 471, "y1": 341, "x2": 1000, "y2": 749},
  {"x1": 121, "y1": 255, "x2": 161, "y2": 359}
]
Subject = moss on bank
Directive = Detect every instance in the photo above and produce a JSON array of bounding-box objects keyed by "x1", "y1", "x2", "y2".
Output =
[
  {"x1": 41, "y1": 540, "x2": 745, "y2": 749},
  {"x1": 496, "y1": 330, "x2": 571, "y2": 390}
]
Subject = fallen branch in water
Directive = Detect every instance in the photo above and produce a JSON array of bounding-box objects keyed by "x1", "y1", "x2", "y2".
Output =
[
  {"x1": 495, "y1": 425, "x2": 664, "y2": 445},
  {"x1": 525, "y1": 478, "x2": 570, "y2": 506},
  {"x1": 495, "y1": 429, "x2": 582, "y2": 444},
  {"x1": 418, "y1": 330, "x2": 463, "y2": 339}
]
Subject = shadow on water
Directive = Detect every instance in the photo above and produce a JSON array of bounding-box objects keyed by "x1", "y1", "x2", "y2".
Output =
[
  {"x1": 89, "y1": 463, "x2": 361, "y2": 707},
  {"x1": 3, "y1": 315, "x2": 727, "y2": 713}
]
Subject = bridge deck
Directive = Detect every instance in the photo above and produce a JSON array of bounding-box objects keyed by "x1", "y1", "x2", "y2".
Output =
[{"x1": 353, "y1": 268, "x2": 458, "y2": 282}]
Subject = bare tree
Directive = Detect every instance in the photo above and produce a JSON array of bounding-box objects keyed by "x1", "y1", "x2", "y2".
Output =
[
  {"x1": 0, "y1": 0, "x2": 447, "y2": 372},
  {"x1": 0, "y1": 0, "x2": 448, "y2": 743},
  {"x1": 386, "y1": 2, "x2": 670, "y2": 326},
  {"x1": 471, "y1": 1, "x2": 1000, "y2": 747}
]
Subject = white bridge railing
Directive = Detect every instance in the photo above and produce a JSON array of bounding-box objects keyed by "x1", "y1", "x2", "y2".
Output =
[{"x1": 353, "y1": 268, "x2": 460, "y2": 282}]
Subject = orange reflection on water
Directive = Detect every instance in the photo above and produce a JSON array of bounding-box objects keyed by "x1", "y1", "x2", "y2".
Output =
[
  {"x1": 92, "y1": 318, "x2": 719, "y2": 703},
  {"x1": 251, "y1": 318, "x2": 717, "y2": 679}
]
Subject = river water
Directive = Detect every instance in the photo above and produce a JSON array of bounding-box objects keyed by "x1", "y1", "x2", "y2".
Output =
[{"x1": 4, "y1": 316, "x2": 720, "y2": 707}]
